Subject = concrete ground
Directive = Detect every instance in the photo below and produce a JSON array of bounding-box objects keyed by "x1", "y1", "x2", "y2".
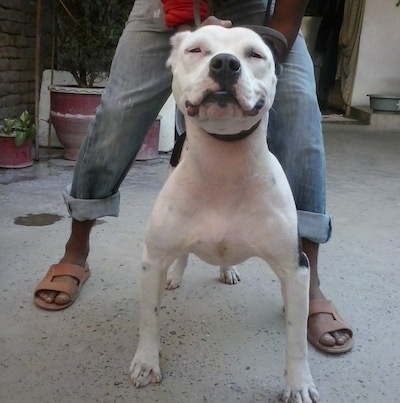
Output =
[{"x1": 1, "y1": 122, "x2": 399, "y2": 403}]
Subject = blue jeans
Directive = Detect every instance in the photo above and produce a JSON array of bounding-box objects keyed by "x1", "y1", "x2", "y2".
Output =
[{"x1": 63, "y1": 0, "x2": 332, "y2": 244}]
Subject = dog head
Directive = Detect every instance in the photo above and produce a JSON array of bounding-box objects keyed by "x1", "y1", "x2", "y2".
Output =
[{"x1": 167, "y1": 25, "x2": 279, "y2": 136}]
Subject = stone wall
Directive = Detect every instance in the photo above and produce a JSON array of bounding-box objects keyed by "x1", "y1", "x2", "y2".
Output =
[{"x1": 0, "y1": 0, "x2": 52, "y2": 121}]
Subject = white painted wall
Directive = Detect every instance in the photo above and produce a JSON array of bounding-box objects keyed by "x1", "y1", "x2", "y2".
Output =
[{"x1": 351, "y1": 0, "x2": 400, "y2": 106}]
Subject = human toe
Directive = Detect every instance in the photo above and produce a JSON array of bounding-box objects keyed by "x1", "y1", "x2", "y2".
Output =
[
  {"x1": 319, "y1": 331, "x2": 337, "y2": 347},
  {"x1": 37, "y1": 290, "x2": 58, "y2": 303},
  {"x1": 54, "y1": 292, "x2": 72, "y2": 305},
  {"x1": 332, "y1": 330, "x2": 351, "y2": 346}
]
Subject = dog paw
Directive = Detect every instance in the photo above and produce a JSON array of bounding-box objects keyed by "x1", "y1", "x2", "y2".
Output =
[
  {"x1": 219, "y1": 266, "x2": 241, "y2": 285},
  {"x1": 282, "y1": 380, "x2": 319, "y2": 403},
  {"x1": 129, "y1": 356, "x2": 162, "y2": 388},
  {"x1": 165, "y1": 276, "x2": 182, "y2": 290},
  {"x1": 165, "y1": 256, "x2": 187, "y2": 290}
]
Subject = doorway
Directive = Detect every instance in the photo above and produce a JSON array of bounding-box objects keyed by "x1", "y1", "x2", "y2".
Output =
[{"x1": 302, "y1": 0, "x2": 345, "y2": 113}]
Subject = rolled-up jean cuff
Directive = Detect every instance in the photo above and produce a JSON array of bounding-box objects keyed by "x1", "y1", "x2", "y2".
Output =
[
  {"x1": 298, "y1": 210, "x2": 332, "y2": 244},
  {"x1": 63, "y1": 185, "x2": 120, "y2": 221}
]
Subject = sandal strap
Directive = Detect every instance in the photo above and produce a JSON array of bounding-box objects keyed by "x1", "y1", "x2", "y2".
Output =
[
  {"x1": 45, "y1": 263, "x2": 89, "y2": 282},
  {"x1": 34, "y1": 263, "x2": 90, "y2": 299},
  {"x1": 309, "y1": 299, "x2": 353, "y2": 336},
  {"x1": 309, "y1": 299, "x2": 337, "y2": 316}
]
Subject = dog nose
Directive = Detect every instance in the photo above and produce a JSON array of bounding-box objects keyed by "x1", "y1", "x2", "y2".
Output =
[{"x1": 209, "y1": 53, "x2": 241, "y2": 84}]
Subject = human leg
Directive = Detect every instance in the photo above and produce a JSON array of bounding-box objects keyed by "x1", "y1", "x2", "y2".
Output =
[
  {"x1": 268, "y1": 32, "x2": 352, "y2": 352},
  {"x1": 34, "y1": 0, "x2": 173, "y2": 309}
]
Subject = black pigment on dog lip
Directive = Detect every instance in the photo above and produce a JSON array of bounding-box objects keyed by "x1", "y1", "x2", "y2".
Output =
[
  {"x1": 246, "y1": 98, "x2": 265, "y2": 116},
  {"x1": 204, "y1": 92, "x2": 238, "y2": 108},
  {"x1": 185, "y1": 91, "x2": 238, "y2": 116},
  {"x1": 185, "y1": 100, "x2": 200, "y2": 116}
]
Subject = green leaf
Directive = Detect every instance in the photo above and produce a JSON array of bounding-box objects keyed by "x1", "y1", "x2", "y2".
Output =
[
  {"x1": 20, "y1": 110, "x2": 30, "y2": 123},
  {"x1": 13, "y1": 120, "x2": 24, "y2": 130},
  {"x1": 26, "y1": 125, "x2": 36, "y2": 139},
  {"x1": 14, "y1": 131, "x2": 26, "y2": 147}
]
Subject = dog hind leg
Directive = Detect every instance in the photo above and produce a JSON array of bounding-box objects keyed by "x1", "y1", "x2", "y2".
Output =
[
  {"x1": 166, "y1": 254, "x2": 188, "y2": 289},
  {"x1": 219, "y1": 265, "x2": 241, "y2": 285}
]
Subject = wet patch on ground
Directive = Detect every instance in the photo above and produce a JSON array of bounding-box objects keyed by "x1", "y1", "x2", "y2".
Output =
[
  {"x1": 0, "y1": 174, "x2": 38, "y2": 185},
  {"x1": 13, "y1": 213, "x2": 64, "y2": 226}
]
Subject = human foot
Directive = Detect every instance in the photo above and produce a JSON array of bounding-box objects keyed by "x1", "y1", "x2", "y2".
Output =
[
  {"x1": 302, "y1": 239, "x2": 353, "y2": 353},
  {"x1": 34, "y1": 219, "x2": 94, "y2": 309},
  {"x1": 307, "y1": 298, "x2": 353, "y2": 353},
  {"x1": 34, "y1": 263, "x2": 90, "y2": 310}
]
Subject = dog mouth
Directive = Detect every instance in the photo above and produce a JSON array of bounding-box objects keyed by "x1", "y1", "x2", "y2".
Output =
[{"x1": 185, "y1": 91, "x2": 265, "y2": 117}]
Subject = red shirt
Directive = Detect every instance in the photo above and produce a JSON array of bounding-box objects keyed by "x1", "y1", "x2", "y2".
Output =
[{"x1": 162, "y1": 0, "x2": 209, "y2": 27}]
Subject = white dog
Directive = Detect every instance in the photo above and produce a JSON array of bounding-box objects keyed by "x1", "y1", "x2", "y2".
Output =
[{"x1": 129, "y1": 25, "x2": 319, "y2": 402}]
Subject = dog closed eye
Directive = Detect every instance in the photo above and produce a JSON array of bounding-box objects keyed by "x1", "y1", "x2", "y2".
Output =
[
  {"x1": 250, "y1": 51, "x2": 263, "y2": 59},
  {"x1": 244, "y1": 46, "x2": 266, "y2": 60}
]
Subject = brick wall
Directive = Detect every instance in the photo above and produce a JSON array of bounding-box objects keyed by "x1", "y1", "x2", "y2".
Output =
[
  {"x1": 0, "y1": 0, "x2": 51, "y2": 121},
  {"x1": 0, "y1": 0, "x2": 36, "y2": 120}
]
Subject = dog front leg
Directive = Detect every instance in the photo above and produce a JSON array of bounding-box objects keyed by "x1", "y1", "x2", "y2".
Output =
[
  {"x1": 129, "y1": 246, "x2": 170, "y2": 388},
  {"x1": 280, "y1": 262, "x2": 319, "y2": 403}
]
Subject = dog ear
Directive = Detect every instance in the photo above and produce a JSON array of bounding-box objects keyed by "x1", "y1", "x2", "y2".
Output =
[
  {"x1": 166, "y1": 31, "x2": 191, "y2": 70},
  {"x1": 263, "y1": 38, "x2": 283, "y2": 76},
  {"x1": 239, "y1": 26, "x2": 286, "y2": 76}
]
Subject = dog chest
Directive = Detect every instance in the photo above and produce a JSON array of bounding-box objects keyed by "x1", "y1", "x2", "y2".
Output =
[{"x1": 181, "y1": 209, "x2": 272, "y2": 266}]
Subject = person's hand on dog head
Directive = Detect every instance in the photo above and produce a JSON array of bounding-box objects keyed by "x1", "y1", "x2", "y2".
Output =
[
  {"x1": 174, "y1": 16, "x2": 232, "y2": 33},
  {"x1": 201, "y1": 16, "x2": 232, "y2": 28}
]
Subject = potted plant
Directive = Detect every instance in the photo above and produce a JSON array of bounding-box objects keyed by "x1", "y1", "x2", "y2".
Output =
[
  {"x1": 49, "y1": 0, "x2": 132, "y2": 160},
  {"x1": 0, "y1": 111, "x2": 36, "y2": 168}
]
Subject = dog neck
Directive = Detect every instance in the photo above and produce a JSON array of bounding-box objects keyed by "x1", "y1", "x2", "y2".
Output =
[{"x1": 205, "y1": 120, "x2": 262, "y2": 142}]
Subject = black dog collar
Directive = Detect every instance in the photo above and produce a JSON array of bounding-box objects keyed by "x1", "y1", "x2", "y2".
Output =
[
  {"x1": 169, "y1": 119, "x2": 262, "y2": 168},
  {"x1": 206, "y1": 120, "x2": 261, "y2": 142}
]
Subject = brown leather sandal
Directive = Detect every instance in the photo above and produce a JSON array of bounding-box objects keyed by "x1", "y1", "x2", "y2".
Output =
[
  {"x1": 34, "y1": 263, "x2": 90, "y2": 311},
  {"x1": 308, "y1": 299, "x2": 353, "y2": 354}
]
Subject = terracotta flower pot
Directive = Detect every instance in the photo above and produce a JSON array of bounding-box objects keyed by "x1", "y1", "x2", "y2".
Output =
[
  {"x1": 136, "y1": 118, "x2": 161, "y2": 161},
  {"x1": 0, "y1": 137, "x2": 33, "y2": 168},
  {"x1": 50, "y1": 86, "x2": 103, "y2": 161},
  {"x1": 50, "y1": 86, "x2": 161, "y2": 161}
]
